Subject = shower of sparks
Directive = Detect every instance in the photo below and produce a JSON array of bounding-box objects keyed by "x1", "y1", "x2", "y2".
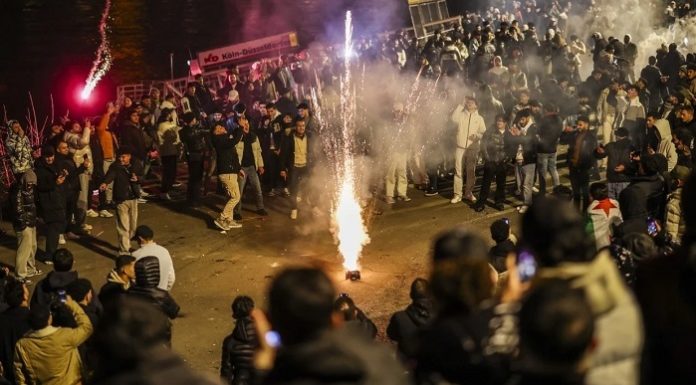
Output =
[
  {"x1": 333, "y1": 10, "x2": 370, "y2": 272},
  {"x1": 80, "y1": 0, "x2": 112, "y2": 101}
]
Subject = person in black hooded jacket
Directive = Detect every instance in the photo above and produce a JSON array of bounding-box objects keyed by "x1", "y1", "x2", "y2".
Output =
[
  {"x1": 35, "y1": 145, "x2": 67, "y2": 263},
  {"x1": 127, "y1": 256, "x2": 179, "y2": 321},
  {"x1": 220, "y1": 295, "x2": 259, "y2": 385},
  {"x1": 386, "y1": 278, "x2": 434, "y2": 362}
]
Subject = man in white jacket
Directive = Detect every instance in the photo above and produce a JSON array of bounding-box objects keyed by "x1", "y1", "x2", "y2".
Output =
[
  {"x1": 64, "y1": 120, "x2": 93, "y2": 220},
  {"x1": 131, "y1": 225, "x2": 175, "y2": 291},
  {"x1": 451, "y1": 97, "x2": 486, "y2": 203}
]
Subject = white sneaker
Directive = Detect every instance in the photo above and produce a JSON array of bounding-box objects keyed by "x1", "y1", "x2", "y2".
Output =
[
  {"x1": 290, "y1": 209, "x2": 298, "y2": 219},
  {"x1": 532, "y1": 186, "x2": 539, "y2": 193},
  {"x1": 399, "y1": 195, "x2": 412, "y2": 202},
  {"x1": 214, "y1": 218, "x2": 231, "y2": 231},
  {"x1": 517, "y1": 205, "x2": 529, "y2": 214},
  {"x1": 450, "y1": 195, "x2": 462, "y2": 204},
  {"x1": 99, "y1": 210, "x2": 114, "y2": 218},
  {"x1": 385, "y1": 196, "x2": 395, "y2": 204},
  {"x1": 464, "y1": 194, "x2": 477, "y2": 203},
  {"x1": 59, "y1": 234, "x2": 66, "y2": 245},
  {"x1": 160, "y1": 193, "x2": 172, "y2": 201},
  {"x1": 137, "y1": 198, "x2": 148, "y2": 204},
  {"x1": 140, "y1": 190, "x2": 150, "y2": 197},
  {"x1": 86, "y1": 209, "x2": 99, "y2": 218},
  {"x1": 227, "y1": 220, "x2": 242, "y2": 229},
  {"x1": 82, "y1": 224, "x2": 93, "y2": 231},
  {"x1": 282, "y1": 188, "x2": 291, "y2": 197}
]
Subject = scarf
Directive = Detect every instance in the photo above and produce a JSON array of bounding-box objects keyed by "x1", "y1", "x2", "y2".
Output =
[{"x1": 107, "y1": 269, "x2": 131, "y2": 290}]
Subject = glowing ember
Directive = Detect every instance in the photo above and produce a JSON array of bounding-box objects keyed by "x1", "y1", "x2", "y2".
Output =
[
  {"x1": 80, "y1": 0, "x2": 112, "y2": 101},
  {"x1": 333, "y1": 10, "x2": 370, "y2": 273}
]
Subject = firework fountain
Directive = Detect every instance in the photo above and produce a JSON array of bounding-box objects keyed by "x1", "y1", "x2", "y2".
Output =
[
  {"x1": 332, "y1": 11, "x2": 370, "y2": 281},
  {"x1": 80, "y1": 0, "x2": 113, "y2": 101}
]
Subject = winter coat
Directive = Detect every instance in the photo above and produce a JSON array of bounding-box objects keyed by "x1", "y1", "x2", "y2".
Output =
[
  {"x1": 98, "y1": 270, "x2": 131, "y2": 306},
  {"x1": 595, "y1": 138, "x2": 635, "y2": 183},
  {"x1": 180, "y1": 124, "x2": 210, "y2": 161},
  {"x1": 128, "y1": 257, "x2": 179, "y2": 320},
  {"x1": 664, "y1": 188, "x2": 685, "y2": 244},
  {"x1": 96, "y1": 113, "x2": 118, "y2": 160},
  {"x1": 280, "y1": 133, "x2": 314, "y2": 172},
  {"x1": 119, "y1": 122, "x2": 148, "y2": 161},
  {"x1": 0, "y1": 306, "x2": 30, "y2": 385},
  {"x1": 561, "y1": 129, "x2": 599, "y2": 171},
  {"x1": 30, "y1": 271, "x2": 78, "y2": 308},
  {"x1": 625, "y1": 174, "x2": 666, "y2": 220},
  {"x1": 263, "y1": 328, "x2": 409, "y2": 385},
  {"x1": 5, "y1": 132, "x2": 33, "y2": 175},
  {"x1": 536, "y1": 250, "x2": 643, "y2": 385},
  {"x1": 64, "y1": 128, "x2": 93, "y2": 173},
  {"x1": 103, "y1": 160, "x2": 143, "y2": 203},
  {"x1": 386, "y1": 299, "x2": 434, "y2": 359},
  {"x1": 451, "y1": 106, "x2": 486, "y2": 149},
  {"x1": 653, "y1": 119, "x2": 678, "y2": 171},
  {"x1": 505, "y1": 123, "x2": 539, "y2": 165},
  {"x1": 56, "y1": 153, "x2": 85, "y2": 194},
  {"x1": 220, "y1": 317, "x2": 259, "y2": 385},
  {"x1": 536, "y1": 113, "x2": 563, "y2": 154},
  {"x1": 212, "y1": 131, "x2": 243, "y2": 175},
  {"x1": 13, "y1": 300, "x2": 93, "y2": 385},
  {"x1": 235, "y1": 132, "x2": 264, "y2": 169},
  {"x1": 480, "y1": 126, "x2": 508, "y2": 163},
  {"x1": 35, "y1": 159, "x2": 67, "y2": 223},
  {"x1": 156, "y1": 121, "x2": 181, "y2": 157},
  {"x1": 10, "y1": 181, "x2": 37, "y2": 231}
]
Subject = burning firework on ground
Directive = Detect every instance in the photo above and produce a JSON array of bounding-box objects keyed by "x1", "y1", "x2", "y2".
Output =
[
  {"x1": 80, "y1": 0, "x2": 112, "y2": 101},
  {"x1": 332, "y1": 10, "x2": 370, "y2": 280}
]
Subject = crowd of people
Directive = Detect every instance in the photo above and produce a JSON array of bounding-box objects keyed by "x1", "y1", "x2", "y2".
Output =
[{"x1": 2, "y1": 0, "x2": 696, "y2": 384}]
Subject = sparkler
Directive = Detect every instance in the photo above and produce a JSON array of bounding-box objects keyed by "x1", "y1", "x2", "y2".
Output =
[
  {"x1": 333, "y1": 10, "x2": 370, "y2": 280},
  {"x1": 80, "y1": 0, "x2": 112, "y2": 101}
]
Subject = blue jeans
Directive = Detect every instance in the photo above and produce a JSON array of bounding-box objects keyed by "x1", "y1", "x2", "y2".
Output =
[
  {"x1": 607, "y1": 182, "x2": 630, "y2": 200},
  {"x1": 234, "y1": 166, "x2": 265, "y2": 215},
  {"x1": 518, "y1": 163, "x2": 536, "y2": 205},
  {"x1": 536, "y1": 152, "x2": 560, "y2": 194}
]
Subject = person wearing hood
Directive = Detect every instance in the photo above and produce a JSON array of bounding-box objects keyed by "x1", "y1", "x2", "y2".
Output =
[
  {"x1": 664, "y1": 165, "x2": 691, "y2": 245},
  {"x1": 99, "y1": 255, "x2": 136, "y2": 306},
  {"x1": 451, "y1": 97, "x2": 486, "y2": 204},
  {"x1": 333, "y1": 295, "x2": 378, "y2": 340},
  {"x1": 30, "y1": 249, "x2": 78, "y2": 308},
  {"x1": 35, "y1": 145, "x2": 67, "y2": 264},
  {"x1": 10, "y1": 170, "x2": 41, "y2": 284},
  {"x1": 220, "y1": 295, "x2": 259, "y2": 385},
  {"x1": 127, "y1": 257, "x2": 179, "y2": 321},
  {"x1": 648, "y1": 117, "x2": 677, "y2": 171},
  {"x1": 5, "y1": 120, "x2": 34, "y2": 176},
  {"x1": 522, "y1": 197, "x2": 643, "y2": 385},
  {"x1": 386, "y1": 278, "x2": 434, "y2": 361}
]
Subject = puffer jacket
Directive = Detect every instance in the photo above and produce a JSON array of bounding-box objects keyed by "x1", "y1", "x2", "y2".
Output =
[
  {"x1": 235, "y1": 132, "x2": 264, "y2": 169},
  {"x1": 13, "y1": 300, "x2": 93, "y2": 385},
  {"x1": 5, "y1": 131, "x2": 34, "y2": 174},
  {"x1": 128, "y1": 257, "x2": 180, "y2": 320},
  {"x1": 654, "y1": 119, "x2": 678, "y2": 172},
  {"x1": 220, "y1": 317, "x2": 259, "y2": 385},
  {"x1": 664, "y1": 188, "x2": 685, "y2": 245},
  {"x1": 10, "y1": 181, "x2": 37, "y2": 231},
  {"x1": 536, "y1": 250, "x2": 643, "y2": 385},
  {"x1": 480, "y1": 126, "x2": 508, "y2": 163}
]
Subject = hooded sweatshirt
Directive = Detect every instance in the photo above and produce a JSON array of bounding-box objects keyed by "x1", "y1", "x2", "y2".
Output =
[
  {"x1": 653, "y1": 119, "x2": 678, "y2": 171},
  {"x1": 536, "y1": 251, "x2": 643, "y2": 385}
]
